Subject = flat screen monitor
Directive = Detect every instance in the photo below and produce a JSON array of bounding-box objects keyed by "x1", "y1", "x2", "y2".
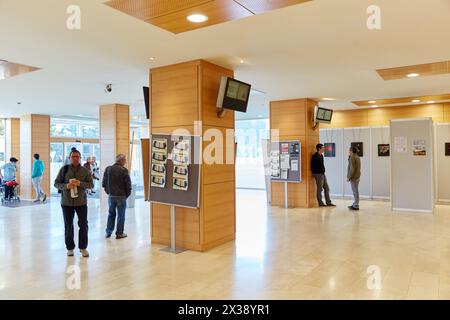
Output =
[
  {"x1": 315, "y1": 106, "x2": 333, "y2": 124},
  {"x1": 216, "y1": 77, "x2": 251, "y2": 113},
  {"x1": 143, "y1": 86, "x2": 150, "y2": 119}
]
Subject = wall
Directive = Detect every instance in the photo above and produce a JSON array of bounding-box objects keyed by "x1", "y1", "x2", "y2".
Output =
[
  {"x1": 435, "y1": 123, "x2": 450, "y2": 202},
  {"x1": 322, "y1": 103, "x2": 449, "y2": 128},
  {"x1": 6, "y1": 118, "x2": 20, "y2": 184},
  {"x1": 270, "y1": 98, "x2": 319, "y2": 208}
]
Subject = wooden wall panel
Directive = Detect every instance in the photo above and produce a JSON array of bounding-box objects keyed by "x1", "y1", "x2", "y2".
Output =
[
  {"x1": 151, "y1": 62, "x2": 199, "y2": 128},
  {"x1": 270, "y1": 99, "x2": 306, "y2": 136},
  {"x1": 321, "y1": 109, "x2": 369, "y2": 129},
  {"x1": 141, "y1": 138, "x2": 150, "y2": 201},
  {"x1": 444, "y1": 103, "x2": 450, "y2": 123},
  {"x1": 19, "y1": 115, "x2": 50, "y2": 200}
]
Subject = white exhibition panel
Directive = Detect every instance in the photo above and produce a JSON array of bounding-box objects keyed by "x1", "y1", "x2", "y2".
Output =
[
  {"x1": 370, "y1": 127, "x2": 391, "y2": 199},
  {"x1": 435, "y1": 124, "x2": 450, "y2": 202},
  {"x1": 320, "y1": 128, "x2": 344, "y2": 196},
  {"x1": 343, "y1": 127, "x2": 371, "y2": 198},
  {"x1": 390, "y1": 118, "x2": 434, "y2": 212}
]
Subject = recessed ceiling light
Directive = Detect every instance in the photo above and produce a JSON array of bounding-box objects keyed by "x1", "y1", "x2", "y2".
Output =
[
  {"x1": 239, "y1": 59, "x2": 245, "y2": 64},
  {"x1": 412, "y1": 99, "x2": 421, "y2": 103},
  {"x1": 427, "y1": 101, "x2": 435, "y2": 104},
  {"x1": 371, "y1": 105, "x2": 379, "y2": 108},
  {"x1": 187, "y1": 14, "x2": 208, "y2": 23},
  {"x1": 368, "y1": 100, "x2": 377, "y2": 104},
  {"x1": 322, "y1": 98, "x2": 335, "y2": 101},
  {"x1": 149, "y1": 57, "x2": 156, "y2": 61},
  {"x1": 407, "y1": 73, "x2": 420, "y2": 78}
]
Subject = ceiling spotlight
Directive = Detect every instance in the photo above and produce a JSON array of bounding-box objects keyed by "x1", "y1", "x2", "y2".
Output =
[
  {"x1": 371, "y1": 105, "x2": 379, "y2": 108},
  {"x1": 412, "y1": 99, "x2": 421, "y2": 103},
  {"x1": 187, "y1": 14, "x2": 208, "y2": 23},
  {"x1": 322, "y1": 98, "x2": 335, "y2": 101},
  {"x1": 149, "y1": 57, "x2": 156, "y2": 62},
  {"x1": 239, "y1": 59, "x2": 245, "y2": 64},
  {"x1": 105, "y1": 84, "x2": 112, "y2": 93},
  {"x1": 407, "y1": 73, "x2": 420, "y2": 78},
  {"x1": 368, "y1": 100, "x2": 377, "y2": 104},
  {"x1": 427, "y1": 101, "x2": 435, "y2": 104}
]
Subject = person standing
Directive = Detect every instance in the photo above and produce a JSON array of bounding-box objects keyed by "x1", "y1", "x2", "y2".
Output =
[
  {"x1": 54, "y1": 149, "x2": 93, "y2": 257},
  {"x1": 311, "y1": 144, "x2": 335, "y2": 207},
  {"x1": 91, "y1": 156, "x2": 100, "y2": 194},
  {"x1": 347, "y1": 146, "x2": 361, "y2": 211},
  {"x1": 0, "y1": 157, "x2": 18, "y2": 200},
  {"x1": 102, "y1": 154, "x2": 132, "y2": 239},
  {"x1": 31, "y1": 154, "x2": 46, "y2": 203},
  {"x1": 83, "y1": 157, "x2": 94, "y2": 195}
]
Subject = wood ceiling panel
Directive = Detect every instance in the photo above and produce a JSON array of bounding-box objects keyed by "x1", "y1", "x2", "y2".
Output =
[
  {"x1": 236, "y1": 0, "x2": 311, "y2": 14},
  {"x1": 105, "y1": 0, "x2": 212, "y2": 20},
  {"x1": 376, "y1": 61, "x2": 450, "y2": 80},
  {"x1": 149, "y1": 0, "x2": 253, "y2": 34},
  {"x1": 0, "y1": 60, "x2": 40, "y2": 80},
  {"x1": 353, "y1": 93, "x2": 450, "y2": 107}
]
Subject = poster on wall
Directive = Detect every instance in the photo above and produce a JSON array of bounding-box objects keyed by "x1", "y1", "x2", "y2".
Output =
[
  {"x1": 394, "y1": 136, "x2": 407, "y2": 153},
  {"x1": 324, "y1": 143, "x2": 336, "y2": 158},
  {"x1": 351, "y1": 142, "x2": 364, "y2": 157},
  {"x1": 445, "y1": 143, "x2": 450, "y2": 156},
  {"x1": 378, "y1": 144, "x2": 390, "y2": 157},
  {"x1": 412, "y1": 139, "x2": 427, "y2": 156}
]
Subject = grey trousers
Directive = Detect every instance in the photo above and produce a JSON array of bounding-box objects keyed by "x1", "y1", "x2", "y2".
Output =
[
  {"x1": 350, "y1": 179, "x2": 360, "y2": 208},
  {"x1": 313, "y1": 174, "x2": 331, "y2": 205}
]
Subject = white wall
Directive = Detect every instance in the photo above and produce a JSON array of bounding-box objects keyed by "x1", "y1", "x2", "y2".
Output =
[
  {"x1": 435, "y1": 124, "x2": 450, "y2": 202},
  {"x1": 320, "y1": 128, "x2": 344, "y2": 196}
]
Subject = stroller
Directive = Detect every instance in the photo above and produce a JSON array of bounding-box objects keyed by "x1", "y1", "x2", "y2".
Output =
[{"x1": 1, "y1": 180, "x2": 20, "y2": 205}]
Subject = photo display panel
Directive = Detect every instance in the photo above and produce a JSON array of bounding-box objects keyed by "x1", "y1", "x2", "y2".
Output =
[
  {"x1": 149, "y1": 134, "x2": 201, "y2": 208},
  {"x1": 270, "y1": 140, "x2": 302, "y2": 183}
]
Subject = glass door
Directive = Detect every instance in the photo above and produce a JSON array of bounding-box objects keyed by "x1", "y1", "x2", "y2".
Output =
[{"x1": 50, "y1": 143, "x2": 64, "y2": 194}]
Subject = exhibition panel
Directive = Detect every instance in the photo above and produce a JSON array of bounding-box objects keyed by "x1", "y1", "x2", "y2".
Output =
[
  {"x1": 435, "y1": 123, "x2": 450, "y2": 202},
  {"x1": 319, "y1": 128, "x2": 344, "y2": 196},
  {"x1": 370, "y1": 126, "x2": 391, "y2": 199},
  {"x1": 390, "y1": 118, "x2": 434, "y2": 213},
  {"x1": 343, "y1": 127, "x2": 371, "y2": 198}
]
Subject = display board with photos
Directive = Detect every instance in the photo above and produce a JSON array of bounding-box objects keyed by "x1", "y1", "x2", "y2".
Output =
[
  {"x1": 270, "y1": 140, "x2": 302, "y2": 183},
  {"x1": 149, "y1": 134, "x2": 201, "y2": 209}
]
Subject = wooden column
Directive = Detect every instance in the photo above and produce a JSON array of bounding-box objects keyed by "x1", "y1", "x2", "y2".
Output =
[
  {"x1": 19, "y1": 114, "x2": 50, "y2": 200},
  {"x1": 99, "y1": 104, "x2": 130, "y2": 202},
  {"x1": 270, "y1": 98, "x2": 319, "y2": 208},
  {"x1": 5, "y1": 118, "x2": 20, "y2": 184},
  {"x1": 150, "y1": 59, "x2": 236, "y2": 252}
]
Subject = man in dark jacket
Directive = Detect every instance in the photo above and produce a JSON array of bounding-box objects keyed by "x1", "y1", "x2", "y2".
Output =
[
  {"x1": 311, "y1": 144, "x2": 335, "y2": 207},
  {"x1": 347, "y1": 146, "x2": 362, "y2": 211},
  {"x1": 54, "y1": 149, "x2": 94, "y2": 257},
  {"x1": 103, "y1": 154, "x2": 132, "y2": 239}
]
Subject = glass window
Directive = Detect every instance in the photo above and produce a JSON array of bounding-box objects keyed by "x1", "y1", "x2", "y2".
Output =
[
  {"x1": 235, "y1": 119, "x2": 270, "y2": 189},
  {"x1": 82, "y1": 125, "x2": 99, "y2": 139},
  {"x1": 51, "y1": 118, "x2": 99, "y2": 139}
]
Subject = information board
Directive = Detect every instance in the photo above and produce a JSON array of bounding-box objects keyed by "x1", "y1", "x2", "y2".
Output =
[
  {"x1": 149, "y1": 134, "x2": 201, "y2": 208},
  {"x1": 270, "y1": 140, "x2": 301, "y2": 183}
]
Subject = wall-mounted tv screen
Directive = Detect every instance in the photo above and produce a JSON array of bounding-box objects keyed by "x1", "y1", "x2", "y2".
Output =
[
  {"x1": 315, "y1": 106, "x2": 333, "y2": 124},
  {"x1": 216, "y1": 77, "x2": 251, "y2": 113}
]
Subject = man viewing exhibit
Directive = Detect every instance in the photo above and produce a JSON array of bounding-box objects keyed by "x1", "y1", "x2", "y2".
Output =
[
  {"x1": 347, "y1": 146, "x2": 362, "y2": 211},
  {"x1": 311, "y1": 144, "x2": 335, "y2": 207}
]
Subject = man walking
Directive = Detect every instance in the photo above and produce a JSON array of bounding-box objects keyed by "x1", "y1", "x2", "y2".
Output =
[
  {"x1": 102, "y1": 154, "x2": 132, "y2": 239},
  {"x1": 311, "y1": 144, "x2": 335, "y2": 207},
  {"x1": 347, "y1": 146, "x2": 361, "y2": 211},
  {"x1": 31, "y1": 154, "x2": 46, "y2": 203},
  {"x1": 54, "y1": 149, "x2": 93, "y2": 257}
]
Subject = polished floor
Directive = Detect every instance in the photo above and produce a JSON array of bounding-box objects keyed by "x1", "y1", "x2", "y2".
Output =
[{"x1": 1, "y1": 190, "x2": 450, "y2": 300}]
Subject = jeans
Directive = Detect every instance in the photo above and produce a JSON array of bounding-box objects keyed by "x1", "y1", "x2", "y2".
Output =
[
  {"x1": 313, "y1": 174, "x2": 331, "y2": 205},
  {"x1": 106, "y1": 196, "x2": 127, "y2": 236},
  {"x1": 62, "y1": 205, "x2": 88, "y2": 250},
  {"x1": 350, "y1": 179, "x2": 360, "y2": 208},
  {"x1": 32, "y1": 176, "x2": 43, "y2": 200}
]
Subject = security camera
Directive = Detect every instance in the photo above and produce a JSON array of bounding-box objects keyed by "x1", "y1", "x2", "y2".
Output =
[{"x1": 105, "y1": 84, "x2": 112, "y2": 93}]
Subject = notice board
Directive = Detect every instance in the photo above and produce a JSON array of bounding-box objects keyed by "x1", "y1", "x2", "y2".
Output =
[
  {"x1": 149, "y1": 134, "x2": 201, "y2": 209},
  {"x1": 270, "y1": 140, "x2": 302, "y2": 183}
]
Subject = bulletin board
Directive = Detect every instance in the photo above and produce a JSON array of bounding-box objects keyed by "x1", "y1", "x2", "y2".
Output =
[
  {"x1": 270, "y1": 140, "x2": 301, "y2": 183},
  {"x1": 149, "y1": 134, "x2": 201, "y2": 209}
]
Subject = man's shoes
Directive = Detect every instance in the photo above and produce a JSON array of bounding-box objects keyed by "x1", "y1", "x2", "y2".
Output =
[
  {"x1": 33, "y1": 199, "x2": 40, "y2": 203},
  {"x1": 348, "y1": 206, "x2": 360, "y2": 211},
  {"x1": 42, "y1": 194, "x2": 46, "y2": 203},
  {"x1": 67, "y1": 250, "x2": 74, "y2": 257},
  {"x1": 319, "y1": 203, "x2": 327, "y2": 207},
  {"x1": 326, "y1": 203, "x2": 336, "y2": 207},
  {"x1": 116, "y1": 233, "x2": 128, "y2": 239},
  {"x1": 80, "y1": 249, "x2": 90, "y2": 258},
  {"x1": 105, "y1": 233, "x2": 112, "y2": 239}
]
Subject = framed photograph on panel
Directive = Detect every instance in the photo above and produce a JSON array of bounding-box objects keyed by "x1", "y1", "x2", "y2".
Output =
[
  {"x1": 351, "y1": 142, "x2": 364, "y2": 157},
  {"x1": 324, "y1": 143, "x2": 336, "y2": 158},
  {"x1": 378, "y1": 144, "x2": 390, "y2": 157},
  {"x1": 446, "y1": 143, "x2": 450, "y2": 156}
]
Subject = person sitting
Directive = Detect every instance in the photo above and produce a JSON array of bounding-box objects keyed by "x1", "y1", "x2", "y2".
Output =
[{"x1": 0, "y1": 157, "x2": 19, "y2": 200}]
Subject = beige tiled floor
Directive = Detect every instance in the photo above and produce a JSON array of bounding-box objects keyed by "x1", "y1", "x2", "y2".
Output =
[{"x1": 1, "y1": 190, "x2": 450, "y2": 300}]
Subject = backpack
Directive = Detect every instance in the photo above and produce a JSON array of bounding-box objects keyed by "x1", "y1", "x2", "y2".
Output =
[{"x1": 57, "y1": 165, "x2": 70, "y2": 194}]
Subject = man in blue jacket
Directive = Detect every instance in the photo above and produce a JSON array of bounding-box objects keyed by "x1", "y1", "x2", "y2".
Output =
[{"x1": 32, "y1": 154, "x2": 46, "y2": 203}]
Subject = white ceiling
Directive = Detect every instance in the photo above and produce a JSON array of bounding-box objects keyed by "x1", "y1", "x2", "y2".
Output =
[{"x1": 0, "y1": 0, "x2": 449, "y2": 119}]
